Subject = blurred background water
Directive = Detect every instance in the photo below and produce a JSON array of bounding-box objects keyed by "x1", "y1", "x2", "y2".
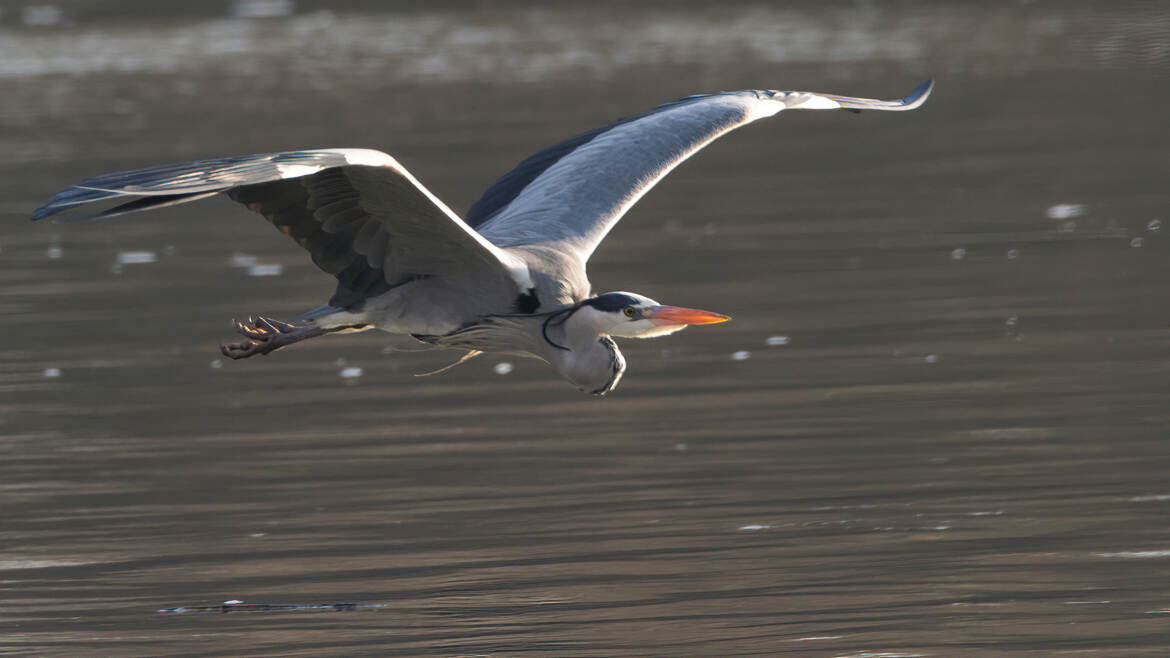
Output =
[{"x1": 2, "y1": 1, "x2": 1169, "y2": 656}]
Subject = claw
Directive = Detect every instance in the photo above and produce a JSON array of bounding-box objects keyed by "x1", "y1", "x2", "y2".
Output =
[{"x1": 219, "y1": 314, "x2": 332, "y2": 360}]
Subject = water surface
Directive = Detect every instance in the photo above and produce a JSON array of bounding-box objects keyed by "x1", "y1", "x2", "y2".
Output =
[{"x1": 2, "y1": 2, "x2": 1169, "y2": 656}]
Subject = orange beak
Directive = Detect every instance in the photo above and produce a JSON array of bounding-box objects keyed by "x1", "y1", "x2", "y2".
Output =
[{"x1": 643, "y1": 305, "x2": 731, "y2": 326}]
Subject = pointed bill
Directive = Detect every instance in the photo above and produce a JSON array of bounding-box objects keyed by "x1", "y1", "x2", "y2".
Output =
[{"x1": 643, "y1": 305, "x2": 730, "y2": 326}]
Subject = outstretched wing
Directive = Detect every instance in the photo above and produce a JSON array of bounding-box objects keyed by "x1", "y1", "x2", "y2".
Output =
[
  {"x1": 470, "y1": 80, "x2": 933, "y2": 263},
  {"x1": 32, "y1": 149, "x2": 532, "y2": 308}
]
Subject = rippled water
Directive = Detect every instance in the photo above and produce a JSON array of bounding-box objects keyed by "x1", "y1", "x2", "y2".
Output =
[{"x1": 2, "y1": 2, "x2": 1170, "y2": 656}]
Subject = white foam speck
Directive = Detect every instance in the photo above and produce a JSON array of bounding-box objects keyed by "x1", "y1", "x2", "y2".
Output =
[
  {"x1": 116, "y1": 250, "x2": 157, "y2": 265},
  {"x1": 0, "y1": 559, "x2": 93, "y2": 569},
  {"x1": 1147, "y1": 218, "x2": 1161, "y2": 232},
  {"x1": 731, "y1": 350, "x2": 751, "y2": 361},
  {"x1": 247, "y1": 264, "x2": 283, "y2": 276},
  {"x1": 335, "y1": 358, "x2": 346, "y2": 366},
  {"x1": 837, "y1": 646, "x2": 926, "y2": 650},
  {"x1": 1095, "y1": 550, "x2": 1170, "y2": 559},
  {"x1": 339, "y1": 366, "x2": 363, "y2": 379},
  {"x1": 924, "y1": 354, "x2": 939, "y2": 363},
  {"x1": 210, "y1": 359, "x2": 223, "y2": 369},
  {"x1": 230, "y1": 252, "x2": 257, "y2": 267},
  {"x1": 673, "y1": 442, "x2": 687, "y2": 452},
  {"x1": 46, "y1": 245, "x2": 63, "y2": 259},
  {"x1": 1131, "y1": 494, "x2": 1170, "y2": 502},
  {"x1": 22, "y1": 5, "x2": 64, "y2": 26},
  {"x1": 1130, "y1": 237, "x2": 1144, "y2": 248},
  {"x1": 42, "y1": 367, "x2": 61, "y2": 378},
  {"x1": 1005, "y1": 316, "x2": 1018, "y2": 326},
  {"x1": 250, "y1": 532, "x2": 266, "y2": 537},
  {"x1": 966, "y1": 510, "x2": 1004, "y2": 516},
  {"x1": 765, "y1": 335, "x2": 790, "y2": 346},
  {"x1": 1047, "y1": 203, "x2": 1085, "y2": 219},
  {"x1": 949, "y1": 247, "x2": 966, "y2": 261},
  {"x1": 739, "y1": 524, "x2": 772, "y2": 531},
  {"x1": 223, "y1": 599, "x2": 244, "y2": 605},
  {"x1": 1006, "y1": 248, "x2": 1019, "y2": 260},
  {"x1": 791, "y1": 636, "x2": 843, "y2": 642},
  {"x1": 230, "y1": 0, "x2": 294, "y2": 19},
  {"x1": 493, "y1": 362, "x2": 514, "y2": 375}
]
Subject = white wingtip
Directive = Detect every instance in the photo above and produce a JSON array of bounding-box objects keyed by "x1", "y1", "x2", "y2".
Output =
[{"x1": 779, "y1": 78, "x2": 935, "y2": 112}]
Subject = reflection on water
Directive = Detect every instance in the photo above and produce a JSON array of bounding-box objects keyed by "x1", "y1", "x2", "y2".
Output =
[{"x1": 3, "y1": 2, "x2": 1170, "y2": 656}]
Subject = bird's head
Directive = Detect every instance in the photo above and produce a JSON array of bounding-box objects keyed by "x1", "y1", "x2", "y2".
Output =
[
  {"x1": 541, "y1": 292, "x2": 728, "y2": 396},
  {"x1": 573, "y1": 291, "x2": 730, "y2": 339}
]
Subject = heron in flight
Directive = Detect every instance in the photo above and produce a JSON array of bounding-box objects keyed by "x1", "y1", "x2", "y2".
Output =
[{"x1": 33, "y1": 80, "x2": 933, "y2": 395}]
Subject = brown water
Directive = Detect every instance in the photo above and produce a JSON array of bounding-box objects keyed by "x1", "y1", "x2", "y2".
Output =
[{"x1": 2, "y1": 2, "x2": 1170, "y2": 656}]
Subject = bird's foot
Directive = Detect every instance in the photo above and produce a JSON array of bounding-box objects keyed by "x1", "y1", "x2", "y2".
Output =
[{"x1": 220, "y1": 316, "x2": 315, "y2": 359}]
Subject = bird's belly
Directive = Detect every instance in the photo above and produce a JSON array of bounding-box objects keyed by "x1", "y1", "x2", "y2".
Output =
[{"x1": 362, "y1": 279, "x2": 515, "y2": 337}]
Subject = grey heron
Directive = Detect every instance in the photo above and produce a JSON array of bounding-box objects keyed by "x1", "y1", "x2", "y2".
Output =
[{"x1": 32, "y1": 80, "x2": 933, "y2": 395}]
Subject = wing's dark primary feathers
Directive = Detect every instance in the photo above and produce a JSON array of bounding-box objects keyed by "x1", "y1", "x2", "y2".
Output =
[{"x1": 31, "y1": 151, "x2": 408, "y2": 307}]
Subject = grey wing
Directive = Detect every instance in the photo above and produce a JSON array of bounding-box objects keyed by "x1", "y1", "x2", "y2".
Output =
[
  {"x1": 33, "y1": 148, "x2": 533, "y2": 308},
  {"x1": 472, "y1": 80, "x2": 933, "y2": 263}
]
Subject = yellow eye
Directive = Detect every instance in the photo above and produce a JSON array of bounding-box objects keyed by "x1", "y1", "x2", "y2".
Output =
[{"x1": 623, "y1": 306, "x2": 636, "y2": 318}]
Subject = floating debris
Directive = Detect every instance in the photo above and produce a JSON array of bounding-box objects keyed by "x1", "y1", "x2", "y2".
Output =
[
  {"x1": 42, "y1": 367, "x2": 61, "y2": 378},
  {"x1": 731, "y1": 350, "x2": 751, "y2": 361},
  {"x1": 493, "y1": 362, "x2": 514, "y2": 375},
  {"x1": 1046, "y1": 203, "x2": 1086, "y2": 220},
  {"x1": 159, "y1": 601, "x2": 381, "y2": 614},
  {"x1": 949, "y1": 247, "x2": 966, "y2": 261},
  {"x1": 765, "y1": 335, "x2": 790, "y2": 346},
  {"x1": 116, "y1": 251, "x2": 157, "y2": 265},
  {"x1": 339, "y1": 366, "x2": 363, "y2": 379},
  {"x1": 247, "y1": 264, "x2": 283, "y2": 277},
  {"x1": 738, "y1": 524, "x2": 772, "y2": 531}
]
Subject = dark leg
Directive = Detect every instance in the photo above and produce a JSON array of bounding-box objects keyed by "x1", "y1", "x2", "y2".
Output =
[{"x1": 220, "y1": 316, "x2": 328, "y2": 359}]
